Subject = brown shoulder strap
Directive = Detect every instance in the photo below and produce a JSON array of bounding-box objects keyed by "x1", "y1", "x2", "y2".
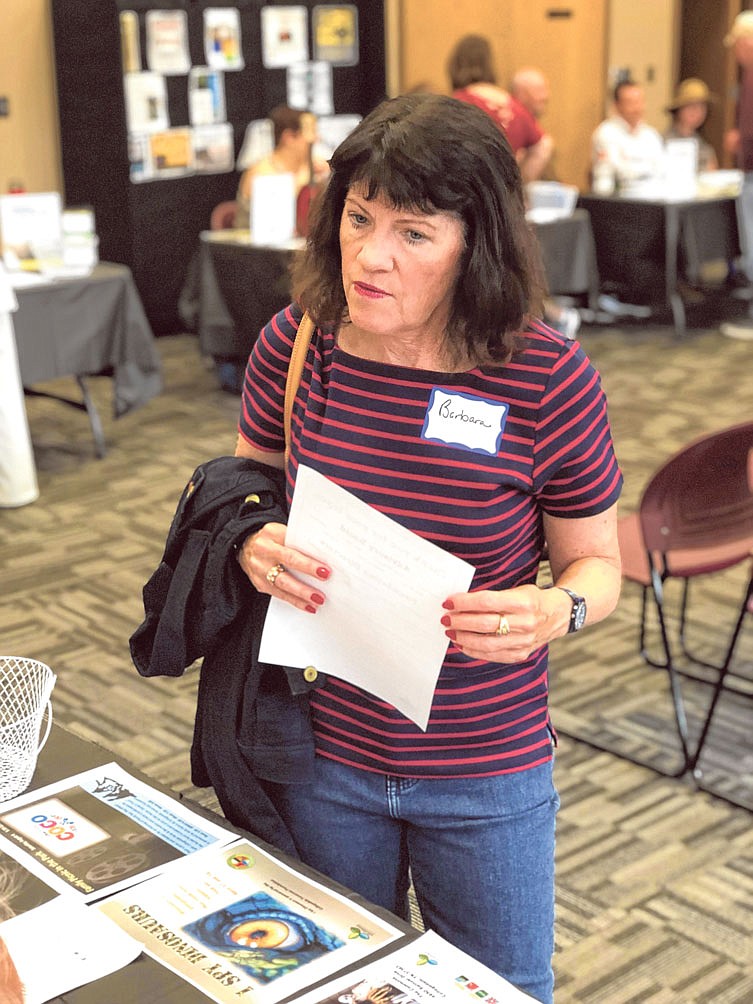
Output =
[{"x1": 284, "y1": 311, "x2": 315, "y2": 462}]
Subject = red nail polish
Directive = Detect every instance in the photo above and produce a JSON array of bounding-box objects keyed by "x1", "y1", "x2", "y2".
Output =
[
  {"x1": 445, "y1": 629, "x2": 457, "y2": 640},
  {"x1": 305, "y1": 604, "x2": 317, "y2": 614},
  {"x1": 311, "y1": 592, "x2": 325, "y2": 605},
  {"x1": 442, "y1": 599, "x2": 454, "y2": 610},
  {"x1": 440, "y1": 615, "x2": 451, "y2": 627},
  {"x1": 316, "y1": 567, "x2": 330, "y2": 580}
]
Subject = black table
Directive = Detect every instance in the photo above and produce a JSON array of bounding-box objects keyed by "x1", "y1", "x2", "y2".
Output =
[
  {"x1": 12, "y1": 263, "x2": 162, "y2": 456},
  {"x1": 198, "y1": 231, "x2": 302, "y2": 363},
  {"x1": 19, "y1": 725, "x2": 413, "y2": 1002},
  {"x1": 578, "y1": 193, "x2": 741, "y2": 336},
  {"x1": 198, "y1": 221, "x2": 600, "y2": 366}
]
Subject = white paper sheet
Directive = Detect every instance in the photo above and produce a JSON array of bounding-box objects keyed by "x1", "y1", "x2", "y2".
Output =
[
  {"x1": 0, "y1": 896, "x2": 142, "y2": 1004},
  {"x1": 259, "y1": 465, "x2": 475, "y2": 729},
  {"x1": 98, "y1": 837, "x2": 404, "y2": 1004},
  {"x1": 291, "y1": 929, "x2": 536, "y2": 1004},
  {"x1": 251, "y1": 173, "x2": 296, "y2": 244},
  {"x1": 0, "y1": 762, "x2": 236, "y2": 902}
]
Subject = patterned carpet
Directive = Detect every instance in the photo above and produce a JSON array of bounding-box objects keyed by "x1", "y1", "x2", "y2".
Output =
[{"x1": 2, "y1": 305, "x2": 753, "y2": 1002}]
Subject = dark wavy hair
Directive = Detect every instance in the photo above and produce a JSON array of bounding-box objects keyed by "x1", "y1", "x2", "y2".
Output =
[
  {"x1": 447, "y1": 34, "x2": 497, "y2": 89},
  {"x1": 291, "y1": 93, "x2": 544, "y2": 364}
]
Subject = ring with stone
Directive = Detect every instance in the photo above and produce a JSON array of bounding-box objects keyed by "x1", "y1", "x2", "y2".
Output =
[{"x1": 266, "y1": 563, "x2": 285, "y2": 587}]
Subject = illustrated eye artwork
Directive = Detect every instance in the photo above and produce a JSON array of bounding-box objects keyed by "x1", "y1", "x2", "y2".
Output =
[{"x1": 229, "y1": 918, "x2": 305, "y2": 951}]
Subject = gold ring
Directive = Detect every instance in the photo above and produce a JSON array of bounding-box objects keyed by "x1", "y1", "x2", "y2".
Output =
[
  {"x1": 266, "y1": 563, "x2": 285, "y2": 587},
  {"x1": 495, "y1": 614, "x2": 510, "y2": 636}
]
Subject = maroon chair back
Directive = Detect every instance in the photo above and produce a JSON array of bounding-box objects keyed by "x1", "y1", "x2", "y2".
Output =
[{"x1": 638, "y1": 421, "x2": 753, "y2": 555}]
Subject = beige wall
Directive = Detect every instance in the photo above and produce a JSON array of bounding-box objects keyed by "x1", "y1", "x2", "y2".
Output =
[
  {"x1": 0, "y1": 2, "x2": 709, "y2": 199},
  {"x1": 398, "y1": 0, "x2": 608, "y2": 188},
  {"x1": 0, "y1": 0, "x2": 62, "y2": 195},
  {"x1": 607, "y1": 0, "x2": 680, "y2": 132}
]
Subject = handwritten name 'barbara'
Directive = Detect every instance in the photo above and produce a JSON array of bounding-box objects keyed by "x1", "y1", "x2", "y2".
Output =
[{"x1": 438, "y1": 399, "x2": 492, "y2": 427}]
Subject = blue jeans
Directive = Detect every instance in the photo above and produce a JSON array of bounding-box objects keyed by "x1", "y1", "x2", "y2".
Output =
[
  {"x1": 741, "y1": 172, "x2": 753, "y2": 285},
  {"x1": 264, "y1": 757, "x2": 559, "y2": 1004}
]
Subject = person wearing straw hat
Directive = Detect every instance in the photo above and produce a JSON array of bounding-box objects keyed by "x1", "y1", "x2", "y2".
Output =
[
  {"x1": 720, "y1": 11, "x2": 753, "y2": 340},
  {"x1": 664, "y1": 78, "x2": 718, "y2": 173}
]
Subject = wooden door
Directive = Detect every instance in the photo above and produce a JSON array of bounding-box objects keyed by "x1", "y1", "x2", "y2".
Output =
[
  {"x1": 505, "y1": 1, "x2": 608, "y2": 189},
  {"x1": 607, "y1": 0, "x2": 680, "y2": 135},
  {"x1": 399, "y1": 0, "x2": 607, "y2": 189}
]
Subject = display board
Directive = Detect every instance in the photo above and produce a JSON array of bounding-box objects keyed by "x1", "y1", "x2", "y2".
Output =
[{"x1": 51, "y1": 1, "x2": 386, "y2": 333}]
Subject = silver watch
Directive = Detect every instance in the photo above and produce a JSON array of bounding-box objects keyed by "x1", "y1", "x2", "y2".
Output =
[{"x1": 556, "y1": 586, "x2": 587, "y2": 633}]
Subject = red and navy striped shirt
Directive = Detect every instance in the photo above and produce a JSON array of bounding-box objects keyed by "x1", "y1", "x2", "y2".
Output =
[{"x1": 239, "y1": 304, "x2": 622, "y2": 778}]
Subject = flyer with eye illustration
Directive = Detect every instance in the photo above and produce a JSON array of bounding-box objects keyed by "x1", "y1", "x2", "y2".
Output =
[{"x1": 97, "y1": 838, "x2": 405, "y2": 1004}]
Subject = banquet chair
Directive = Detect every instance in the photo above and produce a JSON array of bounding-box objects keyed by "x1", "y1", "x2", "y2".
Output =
[
  {"x1": 617, "y1": 420, "x2": 753, "y2": 779},
  {"x1": 210, "y1": 200, "x2": 238, "y2": 231}
]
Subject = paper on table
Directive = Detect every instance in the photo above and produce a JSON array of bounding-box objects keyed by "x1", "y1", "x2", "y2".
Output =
[
  {"x1": 98, "y1": 837, "x2": 403, "y2": 1004},
  {"x1": 258, "y1": 465, "x2": 475, "y2": 730},
  {"x1": 0, "y1": 762, "x2": 237, "y2": 903},
  {"x1": 0, "y1": 896, "x2": 142, "y2": 1004},
  {"x1": 291, "y1": 928, "x2": 537, "y2": 1004}
]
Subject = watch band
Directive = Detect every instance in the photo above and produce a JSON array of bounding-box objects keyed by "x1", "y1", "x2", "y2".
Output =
[{"x1": 555, "y1": 586, "x2": 587, "y2": 633}]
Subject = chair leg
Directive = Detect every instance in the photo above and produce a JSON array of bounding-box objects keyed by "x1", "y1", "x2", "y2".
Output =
[
  {"x1": 650, "y1": 568, "x2": 693, "y2": 776},
  {"x1": 688, "y1": 571, "x2": 753, "y2": 778}
]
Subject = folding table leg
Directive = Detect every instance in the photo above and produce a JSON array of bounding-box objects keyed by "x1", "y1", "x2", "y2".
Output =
[{"x1": 23, "y1": 376, "x2": 107, "y2": 459}]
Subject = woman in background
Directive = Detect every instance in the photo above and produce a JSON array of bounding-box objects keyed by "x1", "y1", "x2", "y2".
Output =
[{"x1": 664, "y1": 78, "x2": 718, "y2": 172}]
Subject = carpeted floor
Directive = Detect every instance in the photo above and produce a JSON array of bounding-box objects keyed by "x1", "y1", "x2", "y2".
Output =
[{"x1": 2, "y1": 302, "x2": 753, "y2": 1002}]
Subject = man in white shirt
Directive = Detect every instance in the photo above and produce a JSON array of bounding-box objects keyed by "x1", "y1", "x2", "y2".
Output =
[{"x1": 591, "y1": 80, "x2": 664, "y2": 193}]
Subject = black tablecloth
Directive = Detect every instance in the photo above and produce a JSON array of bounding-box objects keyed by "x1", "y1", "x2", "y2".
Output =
[
  {"x1": 197, "y1": 221, "x2": 600, "y2": 365},
  {"x1": 198, "y1": 233, "x2": 297, "y2": 361},
  {"x1": 13, "y1": 263, "x2": 162, "y2": 418},
  {"x1": 577, "y1": 193, "x2": 741, "y2": 296},
  {"x1": 21, "y1": 725, "x2": 413, "y2": 1003}
]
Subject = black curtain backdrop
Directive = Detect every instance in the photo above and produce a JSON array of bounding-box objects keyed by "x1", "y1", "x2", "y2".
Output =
[{"x1": 52, "y1": 0, "x2": 386, "y2": 333}]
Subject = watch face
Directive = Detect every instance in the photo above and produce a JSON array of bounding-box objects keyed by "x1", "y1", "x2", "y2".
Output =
[{"x1": 573, "y1": 599, "x2": 587, "y2": 631}]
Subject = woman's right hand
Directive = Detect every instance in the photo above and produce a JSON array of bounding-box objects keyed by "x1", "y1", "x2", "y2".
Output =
[{"x1": 236, "y1": 521, "x2": 331, "y2": 614}]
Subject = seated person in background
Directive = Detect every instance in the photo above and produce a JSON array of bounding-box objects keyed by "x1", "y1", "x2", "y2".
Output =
[
  {"x1": 511, "y1": 66, "x2": 551, "y2": 121},
  {"x1": 591, "y1": 79, "x2": 664, "y2": 194},
  {"x1": 448, "y1": 35, "x2": 554, "y2": 182},
  {"x1": 664, "y1": 78, "x2": 718, "y2": 172},
  {"x1": 235, "y1": 106, "x2": 327, "y2": 230},
  {"x1": 511, "y1": 66, "x2": 558, "y2": 181},
  {"x1": 448, "y1": 37, "x2": 574, "y2": 337}
]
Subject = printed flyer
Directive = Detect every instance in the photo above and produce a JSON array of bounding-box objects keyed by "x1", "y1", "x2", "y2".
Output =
[
  {"x1": 292, "y1": 929, "x2": 536, "y2": 1004},
  {"x1": 0, "y1": 762, "x2": 235, "y2": 902},
  {"x1": 97, "y1": 838, "x2": 406, "y2": 1003}
]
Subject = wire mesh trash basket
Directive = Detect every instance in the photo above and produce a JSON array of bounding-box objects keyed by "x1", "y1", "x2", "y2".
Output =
[{"x1": 0, "y1": 656, "x2": 56, "y2": 802}]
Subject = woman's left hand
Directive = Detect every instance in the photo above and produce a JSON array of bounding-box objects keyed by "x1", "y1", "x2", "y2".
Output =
[{"x1": 440, "y1": 584, "x2": 562, "y2": 662}]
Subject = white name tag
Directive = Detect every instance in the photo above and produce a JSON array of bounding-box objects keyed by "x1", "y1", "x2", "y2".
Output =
[{"x1": 422, "y1": 388, "x2": 509, "y2": 456}]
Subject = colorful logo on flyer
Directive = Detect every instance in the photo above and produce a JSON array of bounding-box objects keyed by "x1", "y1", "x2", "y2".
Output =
[
  {"x1": 226, "y1": 851, "x2": 254, "y2": 870},
  {"x1": 348, "y1": 926, "x2": 371, "y2": 940},
  {"x1": 1, "y1": 797, "x2": 109, "y2": 855},
  {"x1": 455, "y1": 975, "x2": 500, "y2": 1002}
]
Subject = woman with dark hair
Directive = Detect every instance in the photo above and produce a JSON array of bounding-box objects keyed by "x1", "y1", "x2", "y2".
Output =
[
  {"x1": 448, "y1": 34, "x2": 553, "y2": 184},
  {"x1": 234, "y1": 93, "x2": 623, "y2": 1004}
]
